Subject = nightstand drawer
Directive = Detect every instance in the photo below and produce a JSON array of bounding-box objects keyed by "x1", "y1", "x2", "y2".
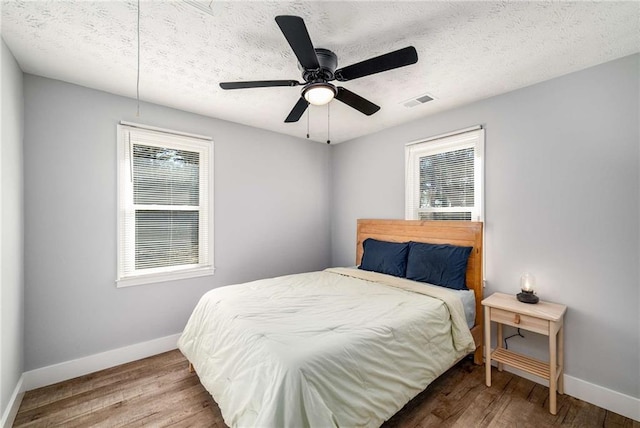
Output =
[{"x1": 490, "y1": 307, "x2": 549, "y2": 334}]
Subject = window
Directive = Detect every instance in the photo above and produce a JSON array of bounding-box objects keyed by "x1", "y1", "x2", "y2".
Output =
[
  {"x1": 117, "y1": 123, "x2": 214, "y2": 287},
  {"x1": 405, "y1": 127, "x2": 484, "y2": 221}
]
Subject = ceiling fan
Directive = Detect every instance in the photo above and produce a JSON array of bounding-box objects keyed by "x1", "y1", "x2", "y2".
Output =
[{"x1": 219, "y1": 15, "x2": 419, "y2": 123}]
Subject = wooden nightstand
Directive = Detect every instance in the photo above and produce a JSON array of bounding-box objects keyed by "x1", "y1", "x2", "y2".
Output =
[{"x1": 482, "y1": 292, "x2": 567, "y2": 415}]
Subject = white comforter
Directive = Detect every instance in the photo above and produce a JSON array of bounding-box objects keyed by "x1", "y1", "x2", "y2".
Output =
[{"x1": 178, "y1": 268, "x2": 475, "y2": 428}]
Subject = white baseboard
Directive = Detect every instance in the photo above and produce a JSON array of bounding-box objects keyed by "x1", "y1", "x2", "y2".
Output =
[
  {"x1": 563, "y1": 375, "x2": 639, "y2": 422},
  {"x1": 491, "y1": 362, "x2": 639, "y2": 421},
  {"x1": 22, "y1": 333, "x2": 182, "y2": 392},
  {"x1": 1, "y1": 375, "x2": 24, "y2": 428}
]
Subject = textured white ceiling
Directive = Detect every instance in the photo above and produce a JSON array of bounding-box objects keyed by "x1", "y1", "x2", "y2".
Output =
[{"x1": 2, "y1": 1, "x2": 639, "y2": 143}]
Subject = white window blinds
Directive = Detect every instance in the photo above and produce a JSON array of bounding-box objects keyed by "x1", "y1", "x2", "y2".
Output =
[
  {"x1": 117, "y1": 124, "x2": 214, "y2": 287},
  {"x1": 405, "y1": 127, "x2": 484, "y2": 221}
]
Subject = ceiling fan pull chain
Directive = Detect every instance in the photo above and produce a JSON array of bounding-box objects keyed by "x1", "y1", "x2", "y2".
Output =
[
  {"x1": 136, "y1": 0, "x2": 140, "y2": 117},
  {"x1": 306, "y1": 107, "x2": 310, "y2": 139},
  {"x1": 327, "y1": 103, "x2": 331, "y2": 145}
]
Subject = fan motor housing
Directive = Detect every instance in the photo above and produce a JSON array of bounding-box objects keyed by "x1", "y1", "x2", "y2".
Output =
[{"x1": 300, "y1": 48, "x2": 338, "y2": 82}]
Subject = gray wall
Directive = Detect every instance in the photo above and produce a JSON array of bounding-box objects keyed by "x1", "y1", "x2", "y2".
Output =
[
  {"x1": 331, "y1": 54, "x2": 639, "y2": 398},
  {"x1": 1, "y1": 39, "x2": 25, "y2": 414},
  {"x1": 23, "y1": 75, "x2": 331, "y2": 370}
]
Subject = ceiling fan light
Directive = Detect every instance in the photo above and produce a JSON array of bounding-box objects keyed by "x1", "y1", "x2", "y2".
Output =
[{"x1": 303, "y1": 83, "x2": 336, "y2": 106}]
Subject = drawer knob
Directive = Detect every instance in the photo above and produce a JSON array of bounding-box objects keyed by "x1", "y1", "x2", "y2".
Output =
[{"x1": 514, "y1": 314, "x2": 521, "y2": 324}]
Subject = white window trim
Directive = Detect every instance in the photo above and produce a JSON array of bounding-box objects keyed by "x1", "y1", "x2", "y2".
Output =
[
  {"x1": 405, "y1": 126, "x2": 485, "y2": 221},
  {"x1": 116, "y1": 122, "x2": 214, "y2": 287}
]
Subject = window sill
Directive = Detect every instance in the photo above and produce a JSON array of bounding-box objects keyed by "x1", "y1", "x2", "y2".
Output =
[{"x1": 116, "y1": 266, "x2": 215, "y2": 288}]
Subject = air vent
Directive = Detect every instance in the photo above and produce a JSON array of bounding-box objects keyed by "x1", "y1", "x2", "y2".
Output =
[
  {"x1": 184, "y1": 0, "x2": 215, "y2": 16},
  {"x1": 402, "y1": 93, "x2": 435, "y2": 108}
]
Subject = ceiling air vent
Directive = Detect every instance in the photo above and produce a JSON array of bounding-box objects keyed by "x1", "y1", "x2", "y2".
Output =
[
  {"x1": 402, "y1": 93, "x2": 435, "y2": 108},
  {"x1": 184, "y1": 0, "x2": 215, "y2": 16}
]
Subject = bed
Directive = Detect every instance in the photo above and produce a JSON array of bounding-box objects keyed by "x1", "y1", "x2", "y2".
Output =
[{"x1": 178, "y1": 219, "x2": 483, "y2": 427}]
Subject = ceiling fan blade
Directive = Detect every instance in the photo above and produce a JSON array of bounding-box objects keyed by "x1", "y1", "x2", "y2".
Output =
[
  {"x1": 220, "y1": 80, "x2": 301, "y2": 90},
  {"x1": 334, "y1": 46, "x2": 418, "y2": 82},
  {"x1": 284, "y1": 97, "x2": 309, "y2": 123},
  {"x1": 275, "y1": 16, "x2": 320, "y2": 70},
  {"x1": 335, "y1": 87, "x2": 380, "y2": 116}
]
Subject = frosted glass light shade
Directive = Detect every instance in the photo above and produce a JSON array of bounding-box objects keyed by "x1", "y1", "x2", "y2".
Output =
[
  {"x1": 520, "y1": 272, "x2": 536, "y2": 292},
  {"x1": 303, "y1": 83, "x2": 336, "y2": 106}
]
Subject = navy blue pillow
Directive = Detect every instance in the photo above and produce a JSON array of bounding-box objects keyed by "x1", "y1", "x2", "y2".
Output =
[
  {"x1": 359, "y1": 238, "x2": 409, "y2": 278},
  {"x1": 405, "y1": 241, "x2": 473, "y2": 290}
]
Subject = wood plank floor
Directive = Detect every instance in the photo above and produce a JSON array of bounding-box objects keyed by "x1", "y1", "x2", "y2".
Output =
[{"x1": 14, "y1": 350, "x2": 638, "y2": 427}]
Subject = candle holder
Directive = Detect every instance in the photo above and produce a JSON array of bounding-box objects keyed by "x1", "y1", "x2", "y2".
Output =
[{"x1": 517, "y1": 272, "x2": 539, "y2": 304}]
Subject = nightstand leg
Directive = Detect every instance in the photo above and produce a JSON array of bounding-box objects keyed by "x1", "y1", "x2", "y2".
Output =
[
  {"x1": 484, "y1": 306, "x2": 492, "y2": 387},
  {"x1": 549, "y1": 330, "x2": 558, "y2": 415},
  {"x1": 496, "y1": 323, "x2": 503, "y2": 372},
  {"x1": 558, "y1": 325, "x2": 564, "y2": 394}
]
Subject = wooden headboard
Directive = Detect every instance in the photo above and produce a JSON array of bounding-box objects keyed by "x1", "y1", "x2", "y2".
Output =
[{"x1": 356, "y1": 219, "x2": 484, "y2": 363}]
